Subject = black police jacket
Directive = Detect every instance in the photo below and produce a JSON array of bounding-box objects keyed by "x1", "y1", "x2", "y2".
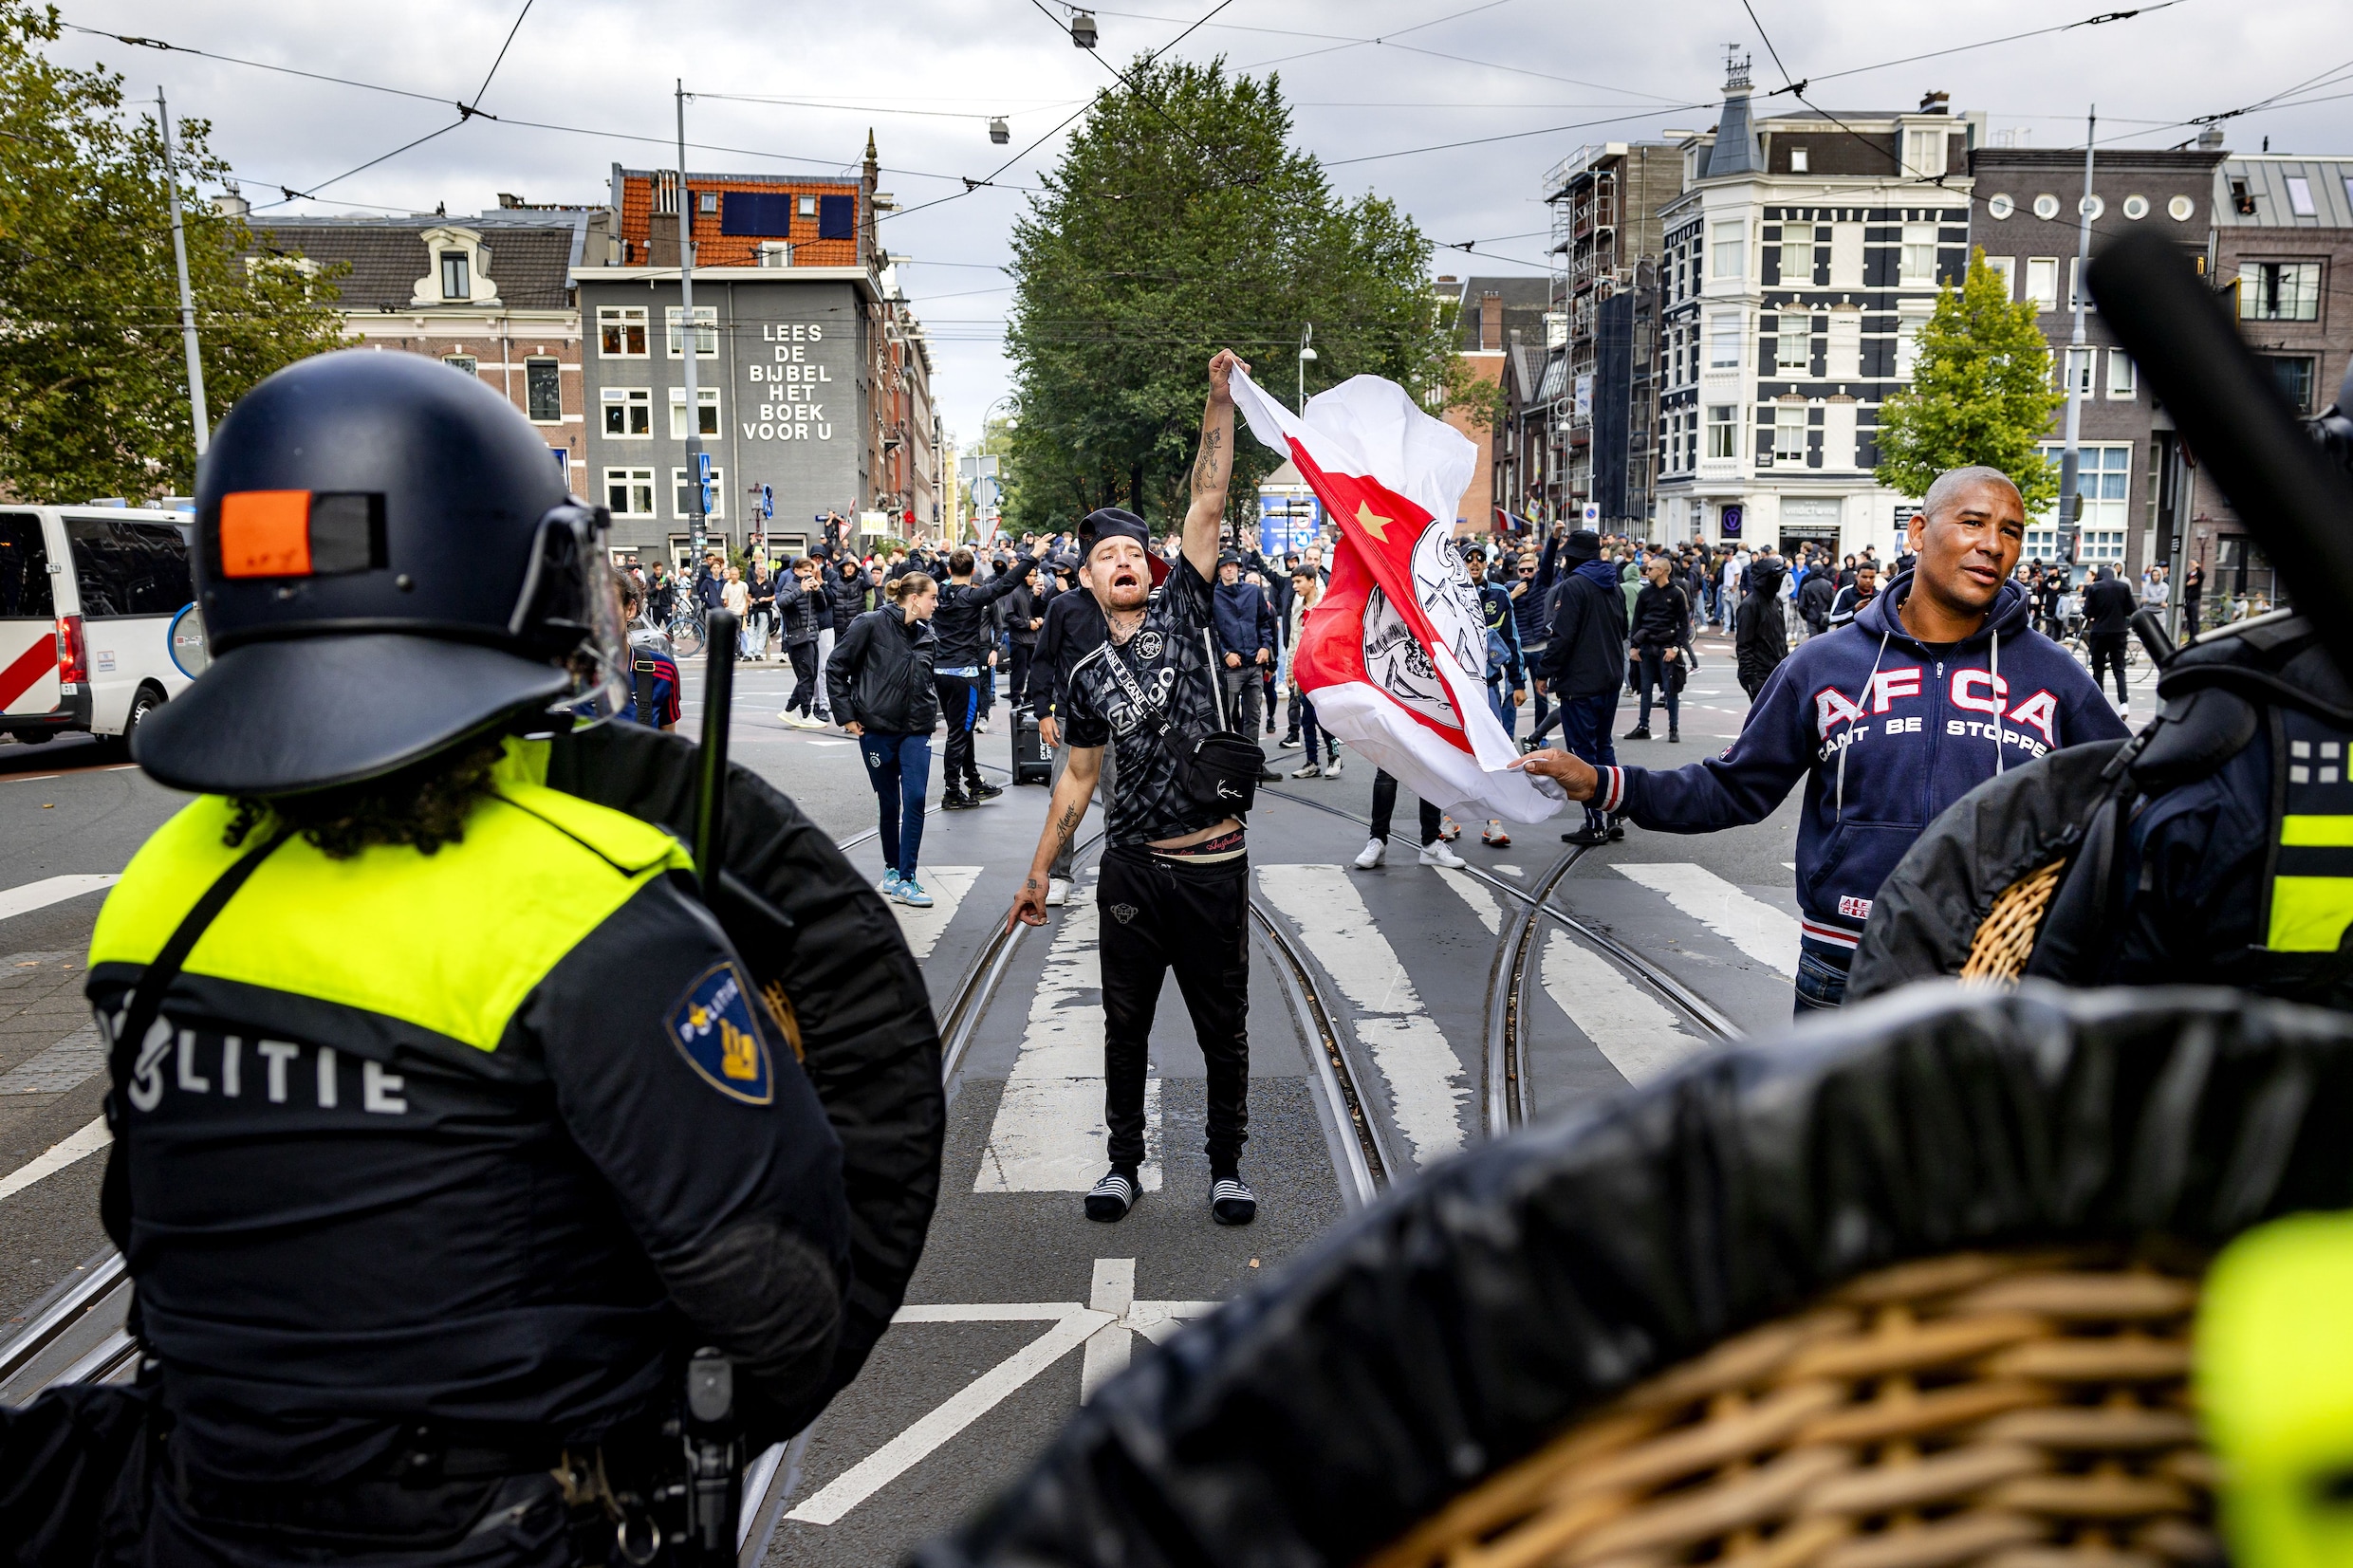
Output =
[
  {"x1": 827, "y1": 605, "x2": 941, "y2": 734},
  {"x1": 932, "y1": 557, "x2": 1036, "y2": 670},
  {"x1": 84, "y1": 749, "x2": 853, "y2": 1484}
]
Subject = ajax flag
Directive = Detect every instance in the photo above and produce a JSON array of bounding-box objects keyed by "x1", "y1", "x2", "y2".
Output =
[{"x1": 1229, "y1": 367, "x2": 1563, "y2": 823}]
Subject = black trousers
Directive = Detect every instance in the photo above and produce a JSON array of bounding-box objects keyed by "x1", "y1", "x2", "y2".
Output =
[
  {"x1": 2087, "y1": 632, "x2": 2130, "y2": 705},
  {"x1": 785, "y1": 641, "x2": 821, "y2": 714},
  {"x1": 1009, "y1": 641, "x2": 1035, "y2": 706},
  {"x1": 1369, "y1": 768, "x2": 1442, "y2": 844},
  {"x1": 1097, "y1": 844, "x2": 1250, "y2": 1173},
  {"x1": 935, "y1": 673, "x2": 983, "y2": 790}
]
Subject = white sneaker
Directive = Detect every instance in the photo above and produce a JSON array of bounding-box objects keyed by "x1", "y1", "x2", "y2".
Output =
[
  {"x1": 1418, "y1": 840, "x2": 1468, "y2": 869},
  {"x1": 1353, "y1": 838, "x2": 1386, "y2": 869},
  {"x1": 1325, "y1": 758, "x2": 1343, "y2": 777},
  {"x1": 1046, "y1": 877, "x2": 1070, "y2": 907}
]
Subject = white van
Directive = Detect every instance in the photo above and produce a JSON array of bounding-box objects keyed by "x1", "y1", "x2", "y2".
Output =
[{"x1": 0, "y1": 507, "x2": 198, "y2": 749}]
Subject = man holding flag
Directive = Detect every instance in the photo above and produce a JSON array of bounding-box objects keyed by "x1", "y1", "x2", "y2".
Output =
[{"x1": 1010, "y1": 350, "x2": 1261, "y2": 1228}]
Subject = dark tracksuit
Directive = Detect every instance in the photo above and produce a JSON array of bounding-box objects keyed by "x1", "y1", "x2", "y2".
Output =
[
  {"x1": 1511, "y1": 535, "x2": 1560, "y2": 737},
  {"x1": 1628, "y1": 581, "x2": 1690, "y2": 736},
  {"x1": 775, "y1": 573, "x2": 828, "y2": 717},
  {"x1": 932, "y1": 558, "x2": 1037, "y2": 796},
  {"x1": 2083, "y1": 573, "x2": 2137, "y2": 706},
  {"x1": 1005, "y1": 581, "x2": 1043, "y2": 707},
  {"x1": 1590, "y1": 575, "x2": 2129, "y2": 1013},
  {"x1": 1533, "y1": 559, "x2": 1630, "y2": 835},
  {"x1": 1211, "y1": 577, "x2": 1276, "y2": 745}
]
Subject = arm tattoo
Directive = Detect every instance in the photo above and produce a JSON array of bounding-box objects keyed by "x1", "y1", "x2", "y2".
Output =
[
  {"x1": 1050, "y1": 802, "x2": 1083, "y2": 850},
  {"x1": 1190, "y1": 427, "x2": 1226, "y2": 498}
]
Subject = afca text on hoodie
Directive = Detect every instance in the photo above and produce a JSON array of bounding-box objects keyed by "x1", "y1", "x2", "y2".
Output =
[{"x1": 1592, "y1": 572, "x2": 2131, "y2": 954}]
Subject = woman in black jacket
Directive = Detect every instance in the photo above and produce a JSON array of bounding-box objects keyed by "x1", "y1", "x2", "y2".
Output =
[
  {"x1": 826, "y1": 572, "x2": 942, "y2": 907},
  {"x1": 1625, "y1": 557, "x2": 1692, "y2": 742}
]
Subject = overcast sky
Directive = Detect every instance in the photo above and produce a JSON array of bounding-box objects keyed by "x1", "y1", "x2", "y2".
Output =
[{"x1": 48, "y1": 0, "x2": 2353, "y2": 445}]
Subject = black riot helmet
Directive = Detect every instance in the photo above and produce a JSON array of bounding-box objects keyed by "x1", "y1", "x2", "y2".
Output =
[{"x1": 134, "y1": 349, "x2": 627, "y2": 796}]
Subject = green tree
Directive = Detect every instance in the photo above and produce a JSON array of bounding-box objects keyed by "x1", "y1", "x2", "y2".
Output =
[
  {"x1": 0, "y1": 2, "x2": 348, "y2": 502},
  {"x1": 1003, "y1": 56, "x2": 1457, "y2": 536},
  {"x1": 1874, "y1": 248, "x2": 2063, "y2": 511}
]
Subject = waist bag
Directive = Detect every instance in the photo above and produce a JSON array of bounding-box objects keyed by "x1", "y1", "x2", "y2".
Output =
[{"x1": 1100, "y1": 629, "x2": 1259, "y2": 813}]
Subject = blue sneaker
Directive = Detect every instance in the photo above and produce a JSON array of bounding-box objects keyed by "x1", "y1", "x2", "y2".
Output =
[
  {"x1": 880, "y1": 870, "x2": 902, "y2": 895},
  {"x1": 892, "y1": 878, "x2": 935, "y2": 909}
]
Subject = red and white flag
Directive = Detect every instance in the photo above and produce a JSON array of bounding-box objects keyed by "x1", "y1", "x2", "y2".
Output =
[{"x1": 1230, "y1": 367, "x2": 1563, "y2": 823}]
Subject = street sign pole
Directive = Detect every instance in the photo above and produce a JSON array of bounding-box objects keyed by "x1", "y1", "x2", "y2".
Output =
[
  {"x1": 2056, "y1": 107, "x2": 2096, "y2": 566},
  {"x1": 676, "y1": 81, "x2": 710, "y2": 563}
]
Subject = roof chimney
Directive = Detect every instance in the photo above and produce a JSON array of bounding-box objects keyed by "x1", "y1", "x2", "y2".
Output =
[
  {"x1": 497, "y1": 192, "x2": 524, "y2": 209},
  {"x1": 1480, "y1": 290, "x2": 1503, "y2": 352},
  {"x1": 1918, "y1": 91, "x2": 1950, "y2": 115}
]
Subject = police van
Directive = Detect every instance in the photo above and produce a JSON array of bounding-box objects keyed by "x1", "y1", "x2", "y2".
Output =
[{"x1": 0, "y1": 506, "x2": 200, "y2": 749}]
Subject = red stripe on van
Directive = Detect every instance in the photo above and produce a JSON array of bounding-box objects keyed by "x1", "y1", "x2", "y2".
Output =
[{"x1": 0, "y1": 631, "x2": 54, "y2": 712}]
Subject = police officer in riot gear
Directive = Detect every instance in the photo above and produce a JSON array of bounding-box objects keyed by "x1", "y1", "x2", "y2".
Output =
[{"x1": 83, "y1": 350, "x2": 862, "y2": 1562}]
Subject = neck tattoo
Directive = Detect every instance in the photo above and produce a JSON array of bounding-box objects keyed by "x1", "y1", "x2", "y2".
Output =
[{"x1": 1107, "y1": 607, "x2": 1147, "y2": 643}]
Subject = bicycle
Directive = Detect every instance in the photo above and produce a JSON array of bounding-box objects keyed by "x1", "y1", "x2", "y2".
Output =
[{"x1": 665, "y1": 605, "x2": 706, "y2": 660}]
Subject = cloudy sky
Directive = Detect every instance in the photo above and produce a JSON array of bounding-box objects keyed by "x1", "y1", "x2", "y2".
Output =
[{"x1": 48, "y1": 0, "x2": 2353, "y2": 443}]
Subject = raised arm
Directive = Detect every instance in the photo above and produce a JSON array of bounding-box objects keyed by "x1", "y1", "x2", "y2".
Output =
[{"x1": 1183, "y1": 349, "x2": 1248, "y2": 581}]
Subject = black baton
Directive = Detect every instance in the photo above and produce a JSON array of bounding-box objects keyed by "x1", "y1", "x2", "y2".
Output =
[{"x1": 694, "y1": 608, "x2": 739, "y2": 902}]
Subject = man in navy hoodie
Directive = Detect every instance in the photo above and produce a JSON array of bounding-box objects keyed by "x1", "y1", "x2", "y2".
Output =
[{"x1": 1516, "y1": 467, "x2": 2129, "y2": 1012}]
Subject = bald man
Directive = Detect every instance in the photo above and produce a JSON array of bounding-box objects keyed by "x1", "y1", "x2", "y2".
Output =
[{"x1": 1516, "y1": 466, "x2": 2130, "y2": 1014}]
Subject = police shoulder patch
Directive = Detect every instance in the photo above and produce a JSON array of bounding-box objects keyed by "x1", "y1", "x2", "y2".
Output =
[{"x1": 666, "y1": 962, "x2": 774, "y2": 1104}]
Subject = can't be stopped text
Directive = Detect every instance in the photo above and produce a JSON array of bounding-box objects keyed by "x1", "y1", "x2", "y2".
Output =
[{"x1": 746, "y1": 323, "x2": 833, "y2": 441}]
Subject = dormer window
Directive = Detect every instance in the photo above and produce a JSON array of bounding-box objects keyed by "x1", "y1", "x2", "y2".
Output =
[
  {"x1": 1788, "y1": 146, "x2": 1809, "y2": 173},
  {"x1": 440, "y1": 251, "x2": 470, "y2": 301}
]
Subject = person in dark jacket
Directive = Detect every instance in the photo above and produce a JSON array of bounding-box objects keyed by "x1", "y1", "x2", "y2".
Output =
[
  {"x1": 774, "y1": 556, "x2": 829, "y2": 728},
  {"x1": 1517, "y1": 466, "x2": 2131, "y2": 1012},
  {"x1": 1005, "y1": 574, "x2": 1045, "y2": 708},
  {"x1": 1827, "y1": 560, "x2": 1878, "y2": 629},
  {"x1": 1735, "y1": 556, "x2": 1790, "y2": 700},
  {"x1": 1509, "y1": 536, "x2": 1560, "y2": 743},
  {"x1": 1529, "y1": 529, "x2": 1628, "y2": 845},
  {"x1": 2083, "y1": 564, "x2": 2137, "y2": 713},
  {"x1": 1798, "y1": 564, "x2": 1836, "y2": 638},
  {"x1": 1211, "y1": 553, "x2": 1280, "y2": 780},
  {"x1": 828, "y1": 572, "x2": 943, "y2": 906},
  {"x1": 1625, "y1": 557, "x2": 1693, "y2": 743},
  {"x1": 933, "y1": 540, "x2": 1043, "y2": 808}
]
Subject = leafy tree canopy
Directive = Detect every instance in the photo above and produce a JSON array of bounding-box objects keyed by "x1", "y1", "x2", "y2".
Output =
[
  {"x1": 1003, "y1": 56, "x2": 1455, "y2": 536},
  {"x1": 0, "y1": 2, "x2": 348, "y2": 502},
  {"x1": 1874, "y1": 248, "x2": 2064, "y2": 513}
]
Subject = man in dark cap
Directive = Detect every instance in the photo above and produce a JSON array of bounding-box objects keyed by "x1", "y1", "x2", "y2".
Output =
[{"x1": 1010, "y1": 350, "x2": 1261, "y2": 1228}]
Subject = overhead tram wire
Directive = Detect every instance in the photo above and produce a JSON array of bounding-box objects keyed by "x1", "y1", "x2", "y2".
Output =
[{"x1": 1323, "y1": 103, "x2": 1712, "y2": 168}]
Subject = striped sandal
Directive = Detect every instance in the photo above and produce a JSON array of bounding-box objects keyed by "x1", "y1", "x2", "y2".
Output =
[
  {"x1": 1084, "y1": 1167, "x2": 1139, "y2": 1223},
  {"x1": 1210, "y1": 1175, "x2": 1257, "y2": 1227}
]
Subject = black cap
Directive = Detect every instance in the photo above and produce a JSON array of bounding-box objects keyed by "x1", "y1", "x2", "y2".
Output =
[
  {"x1": 135, "y1": 349, "x2": 596, "y2": 796},
  {"x1": 1564, "y1": 528, "x2": 1603, "y2": 563},
  {"x1": 1078, "y1": 507, "x2": 1169, "y2": 585}
]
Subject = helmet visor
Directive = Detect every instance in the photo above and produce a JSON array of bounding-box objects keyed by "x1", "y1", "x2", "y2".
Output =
[{"x1": 512, "y1": 503, "x2": 630, "y2": 724}]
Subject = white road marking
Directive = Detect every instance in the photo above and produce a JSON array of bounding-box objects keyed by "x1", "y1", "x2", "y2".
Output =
[
  {"x1": 1433, "y1": 868, "x2": 1502, "y2": 936},
  {"x1": 1495, "y1": 863, "x2": 1525, "y2": 877},
  {"x1": 805, "y1": 739, "x2": 854, "y2": 747},
  {"x1": 0, "y1": 1116, "x2": 109, "y2": 1205},
  {"x1": 790, "y1": 1264, "x2": 1218, "y2": 1526},
  {"x1": 973, "y1": 876, "x2": 1161, "y2": 1192},
  {"x1": 1079, "y1": 1257, "x2": 1135, "y2": 1403},
  {"x1": 880, "y1": 866, "x2": 981, "y2": 963},
  {"x1": 0, "y1": 1024, "x2": 102, "y2": 1095},
  {"x1": 1540, "y1": 930, "x2": 1703, "y2": 1085},
  {"x1": 1615, "y1": 862, "x2": 1801, "y2": 978},
  {"x1": 0, "y1": 874, "x2": 119, "y2": 922},
  {"x1": 1257, "y1": 863, "x2": 1468, "y2": 1163}
]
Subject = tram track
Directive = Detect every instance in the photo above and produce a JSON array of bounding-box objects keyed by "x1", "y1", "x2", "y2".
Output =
[{"x1": 1252, "y1": 785, "x2": 1738, "y2": 1150}]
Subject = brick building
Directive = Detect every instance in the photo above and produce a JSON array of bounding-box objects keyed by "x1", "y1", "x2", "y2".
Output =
[
  {"x1": 1437, "y1": 275, "x2": 1550, "y2": 533},
  {"x1": 240, "y1": 201, "x2": 612, "y2": 490},
  {"x1": 576, "y1": 137, "x2": 941, "y2": 565}
]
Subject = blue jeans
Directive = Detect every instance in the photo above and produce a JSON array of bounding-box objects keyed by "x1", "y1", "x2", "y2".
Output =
[
  {"x1": 860, "y1": 731, "x2": 931, "y2": 880},
  {"x1": 1794, "y1": 941, "x2": 1852, "y2": 1016},
  {"x1": 1557, "y1": 692, "x2": 1619, "y2": 834},
  {"x1": 1488, "y1": 678, "x2": 1516, "y2": 739},
  {"x1": 1297, "y1": 692, "x2": 1327, "y2": 766}
]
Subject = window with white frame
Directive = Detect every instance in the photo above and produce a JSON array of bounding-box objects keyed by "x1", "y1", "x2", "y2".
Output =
[
  {"x1": 2287, "y1": 176, "x2": 2317, "y2": 217},
  {"x1": 1708, "y1": 310, "x2": 1742, "y2": 370},
  {"x1": 602, "y1": 386, "x2": 652, "y2": 437},
  {"x1": 598, "y1": 306, "x2": 648, "y2": 358},
  {"x1": 1706, "y1": 404, "x2": 1739, "y2": 460},
  {"x1": 439, "y1": 251, "x2": 470, "y2": 301},
  {"x1": 1899, "y1": 224, "x2": 1938, "y2": 287},
  {"x1": 1902, "y1": 127, "x2": 1949, "y2": 178},
  {"x1": 526, "y1": 359, "x2": 562, "y2": 422},
  {"x1": 668, "y1": 386, "x2": 720, "y2": 438},
  {"x1": 1788, "y1": 146, "x2": 1809, "y2": 173},
  {"x1": 664, "y1": 304, "x2": 718, "y2": 358},
  {"x1": 1773, "y1": 403, "x2": 1807, "y2": 464},
  {"x1": 2106, "y1": 349, "x2": 2137, "y2": 400},
  {"x1": 604, "y1": 467, "x2": 656, "y2": 517},
  {"x1": 2036, "y1": 441, "x2": 2132, "y2": 559},
  {"x1": 442, "y1": 354, "x2": 477, "y2": 378},
  {"x1": 2063, "y1": 347, "x2": 2094, "y2": 396},
  {"x1": 2239, "y1": 261, "x2": 2322, "y2": 322},
  {"x1": 2067, "y1": 257, "x2": 2094, "y2": 312},
  {"x1": 2025, "y1": 257, "x2": 2060, "y2": 311},
  {"x1": 1758, "y1": 314, "x2": 1782, "y2": 377},
  {"x1": 1896, "y1": 309, "x2": 1932, "y2": 380},
  {"x1": 1980, "y1": 254, "x2": 2016, "y2": 300},
  {"x1": 671, "y1": 466, "x2": 725, "y2": 521},
  {"x1": 1710, "y1": 218, "x2": 1746, "y2": 280}
]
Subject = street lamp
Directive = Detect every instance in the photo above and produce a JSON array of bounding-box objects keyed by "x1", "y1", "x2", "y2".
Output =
[
  {"x1": 1070, "y1": 10, "x2": 1099, "y2": 47},
  {"x1": 1297, "y1": 323, "x2": 1317, "y2": 414}
]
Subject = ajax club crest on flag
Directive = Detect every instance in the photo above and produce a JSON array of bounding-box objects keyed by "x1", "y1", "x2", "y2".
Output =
[{"x1": 667, "y1": 962, "x2": 774, "y2": 1105}]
